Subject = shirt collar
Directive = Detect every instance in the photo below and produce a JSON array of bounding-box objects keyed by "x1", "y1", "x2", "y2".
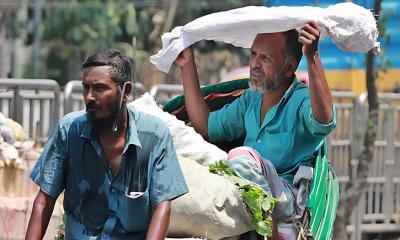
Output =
[
  {"x1": 80, "y1": 117, "x2": 93, "y2": 139},
  {"x1": 80, "y1": 108, "x2": 142, "y2": 149},
  {"x1": 125, "y1": 108, "x2": 142, "y2": 149},
  {"x1": 281, "y1": 78, "x2": 297, "y2": 102}
]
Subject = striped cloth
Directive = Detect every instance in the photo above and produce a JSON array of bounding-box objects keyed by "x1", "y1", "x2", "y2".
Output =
[{"x1": 227, "y1": 146, "x2": 297, "y2": 239}]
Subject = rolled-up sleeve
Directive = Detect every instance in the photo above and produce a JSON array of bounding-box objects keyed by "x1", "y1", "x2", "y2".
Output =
[
  {"x1": 300, "y1": 99, "x2": 337, "y2": 137},
  {"x1": 149, "y1": 127, "x2": 188, "y2": 207},
  {"x1": 30, "y1": 122, "x2": 68, "y2": 198},
  {"x1": 208, "y1": 90, "x2": 249, "y2": 143}
]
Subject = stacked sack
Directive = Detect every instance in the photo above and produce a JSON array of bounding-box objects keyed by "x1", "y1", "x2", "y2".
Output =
[{"x1": 0, "y1": 112, "x2": 40, "y2": 197}]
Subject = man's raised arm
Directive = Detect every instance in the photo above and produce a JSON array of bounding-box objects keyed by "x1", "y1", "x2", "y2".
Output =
[
  {"x1": 299, "y1": 21, "x2": 333, "y2": 124},
  {"x1": 175, "y1": 47, "x2": 210, "y2": 139}
]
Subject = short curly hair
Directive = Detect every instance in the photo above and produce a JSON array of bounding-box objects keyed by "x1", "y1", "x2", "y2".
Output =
[{"x1": 82, "y1": 49, "x2": 134, "y2": 87}]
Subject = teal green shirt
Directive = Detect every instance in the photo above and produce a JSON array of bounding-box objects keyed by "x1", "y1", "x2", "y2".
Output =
[
  {"x1": 208, "y1": 80, "x2": 336, "y2": 184},
  {"x1": 31, "y1": 107, "x2": 188, "y2": 239}
]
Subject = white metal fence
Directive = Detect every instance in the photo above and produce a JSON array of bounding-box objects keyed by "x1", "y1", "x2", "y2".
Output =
[
  {"x1": 0, "y1": 79, "x2": 60, "y2": 142},
  {"x1": 330, "y1": 91, "x2": 400, "y2": 239}
]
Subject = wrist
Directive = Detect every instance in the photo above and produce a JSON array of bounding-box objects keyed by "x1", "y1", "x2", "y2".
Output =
[{"x1": 305, "y1": 50, "x2": 320, "y2": 61}]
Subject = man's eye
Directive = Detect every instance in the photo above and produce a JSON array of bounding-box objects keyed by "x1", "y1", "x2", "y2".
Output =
[
  {"x1": 262, "y1": 56, "x2": 270, "y2": 61},
  {"x1": 93, "y1": 86, "x2": 106, "y2": 91}
]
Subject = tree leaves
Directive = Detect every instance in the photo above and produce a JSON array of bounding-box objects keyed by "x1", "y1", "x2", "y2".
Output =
[{"x1": 38, "y1": 1, "x2": 139, "y2": 85}]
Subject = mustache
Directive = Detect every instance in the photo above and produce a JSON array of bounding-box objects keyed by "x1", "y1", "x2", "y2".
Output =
[
  {"x1": 250, "y1": 67, "x2": 264, "y2": 76},
  {"x1": 86, "y1": 102, "x2": 101, "y2": 111}
]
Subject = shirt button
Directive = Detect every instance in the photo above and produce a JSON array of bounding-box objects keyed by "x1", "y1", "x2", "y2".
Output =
[{"x1": 257, "y1": 139, "x2": 262, "y2": 143}]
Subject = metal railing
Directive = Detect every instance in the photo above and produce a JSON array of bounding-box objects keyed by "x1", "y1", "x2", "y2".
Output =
[
  {"x1": 356, "y1": 93, "x2": 400, "y2": 237},
  {"x1": 330, "y1": 91, "x2": 400, "y2": 239},
  {"x1": 149, "y1": 84, "x2": 184, "y2": 105},
  {"x1": 63, "y1": 80, "x2": 85, "y2": 114},
  {"x1": 0, "y1": 79, "x2": 60, "y2": 142}
]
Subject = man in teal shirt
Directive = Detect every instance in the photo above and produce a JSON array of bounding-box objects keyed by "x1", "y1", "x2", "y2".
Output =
[
  {"x1": 175, "y1": 21, "x2": 336, "y2": 234},
  {"x1": 26, "y1": 49, "x2": 188, "y2": 239}
]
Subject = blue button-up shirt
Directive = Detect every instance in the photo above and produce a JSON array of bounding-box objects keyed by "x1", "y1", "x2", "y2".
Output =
[
  {"x1": 31, "y1": 107, "x2": 188, "y2": 239},
  {"x1": 208, "y1": 80, "x2": 336, "y2": 184}
]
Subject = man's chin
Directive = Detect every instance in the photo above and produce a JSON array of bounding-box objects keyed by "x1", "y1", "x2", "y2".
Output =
[
  {"x1": 249, "y1": 80, "x2": 266, "y2": 94},
  {"x1": 88, "y1": 116, "x2": 114, "y2": 130}
]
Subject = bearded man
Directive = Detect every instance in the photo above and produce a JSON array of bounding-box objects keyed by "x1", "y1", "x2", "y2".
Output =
[
  {"x1": 26, "y1": 49, "x2": 188, "y2": 240},
  {"x1": 175, "y1": 21, "x2": 336, "y2": 238}
]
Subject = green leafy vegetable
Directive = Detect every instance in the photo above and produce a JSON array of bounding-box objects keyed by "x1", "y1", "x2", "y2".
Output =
[
  {"x1": 54, "y1": 214, "x2": 65, "y2": 240},
  {"x1": 209, "y1": 160, "x2": 279, "y2": 239}
]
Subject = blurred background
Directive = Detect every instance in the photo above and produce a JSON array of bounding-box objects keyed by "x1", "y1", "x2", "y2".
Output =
[{"x1": 0, "y1": 0, "x2": 399, "y2": 239}]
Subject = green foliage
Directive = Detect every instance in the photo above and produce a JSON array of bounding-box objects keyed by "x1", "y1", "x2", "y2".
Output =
[
  {"x1": 174, "y1": 0, "x2": 263, "y2": 26},
  {"x1": 43, "y1": 1, "x2": 137, "y2": 45},
  {"x1": 31, "y1": 0, "x2": 138, "y2": 85},
  {"x1": 54, "y1": 214, "x2": 65, "y2": 240},
  {"x1": 374, "y1": 9, "x2": 393, "y2": 78},
  {"x1": 209, "y1": 160, "x2": 279, "y2": 238},
  {"x1": 209, "y1": 159, "x2": 235, "y2": 176}
]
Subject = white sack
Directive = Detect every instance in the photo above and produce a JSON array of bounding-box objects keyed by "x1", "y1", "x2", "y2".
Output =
[
  {"x1": 150, "y1": 2, "x2": 379, "y2": 73},
  {"x1": 168, "y1": 156, "x2": 252, "y2": 239},
  {"x1": 128, "y1": 93, "x2": 227, "y2": 166}
]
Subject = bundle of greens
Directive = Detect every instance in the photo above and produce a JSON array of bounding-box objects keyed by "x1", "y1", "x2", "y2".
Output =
[
  {"x1": 209, "y1": 160, "x2": 279, "y2": 238},
  {"x1": 54, "y1": 214, "x2": 65, "y2": 240}
]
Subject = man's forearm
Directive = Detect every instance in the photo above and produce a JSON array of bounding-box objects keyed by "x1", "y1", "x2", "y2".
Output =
[
  {"x1": 306, "y1": 52, "x2": 333, "y2": 124},
  {"x1": 181, "y1": 61, "x2": 210, "y2": 138},
  {"x1": 26, "y1": 190, "x2": 56, "y2": 240},
  {"x1": 146, "y1": 201, "x2": 171, "y2": 240}
]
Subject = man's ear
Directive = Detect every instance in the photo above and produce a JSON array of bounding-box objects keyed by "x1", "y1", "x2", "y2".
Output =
[
  {"x1": 122, "y1": 82, "x2": 133, "y2": 102},
  {"x1": 286, "y1": 59, "x2": 298, "y2": 78}
]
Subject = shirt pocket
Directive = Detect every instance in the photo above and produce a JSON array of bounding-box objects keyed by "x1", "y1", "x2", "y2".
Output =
[
  {"x1": 262, "y1": 131, "x2": 292, "y2": 172},
  {"x1": 118, "y1": 187, "x2": 151, "y2": 232}
]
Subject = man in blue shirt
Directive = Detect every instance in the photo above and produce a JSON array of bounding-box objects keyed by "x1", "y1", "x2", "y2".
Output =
[
  {"x1": 26, "y1": 49, "x2": 188, "y2": 239},
  {"x1": 175, "y1": 21, "x2": 336, "y2": 234}
]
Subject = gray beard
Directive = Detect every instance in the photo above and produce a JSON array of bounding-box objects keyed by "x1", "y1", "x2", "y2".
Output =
[
  {"x1": 249, "y1": 70, "x2": 286, "y2": 94},
  {"x1": 249, "y1": 59, "x2": 290, "y2": 94}
]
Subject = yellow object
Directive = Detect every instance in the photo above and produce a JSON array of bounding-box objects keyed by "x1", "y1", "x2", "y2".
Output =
[
  {"x1": 5, "y1": 118, "x2": 27, "y2": 141},
  {"x1": 323, "y1": 69, "x2": 400, "y2": 96}
]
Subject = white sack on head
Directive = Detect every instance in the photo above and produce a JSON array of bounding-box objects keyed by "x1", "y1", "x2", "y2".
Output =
[
  {"x1": 128, "y1": 93, "x2": 227, "y2": 166},
  {"x1": 150, "y1": 2, "x2": 379, "y2": 73}
]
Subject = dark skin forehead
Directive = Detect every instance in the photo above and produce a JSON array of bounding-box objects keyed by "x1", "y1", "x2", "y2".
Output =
[
  {"x1": 82, "y1": 66, "x2": 115, "y2": 86},
  {"x1": 250, "y1": 32, "x2": 287, "y2": 58}
]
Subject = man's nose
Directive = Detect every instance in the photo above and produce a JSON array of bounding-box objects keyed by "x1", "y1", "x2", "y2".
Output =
[
  {"x1": 84, "y1": 89, "x2": 96, "y2": 102},
  {"x1": 249, "y1": 56, "x2": 261, "y2": 68}
]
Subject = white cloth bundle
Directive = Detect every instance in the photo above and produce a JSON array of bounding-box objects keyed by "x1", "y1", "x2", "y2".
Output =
[
  {"x1": 128, "y1": 93, "x2": 227, "y2": 166},
  {"x1": 150, "y1": 2, "x2": 379, "y2": 73}
]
